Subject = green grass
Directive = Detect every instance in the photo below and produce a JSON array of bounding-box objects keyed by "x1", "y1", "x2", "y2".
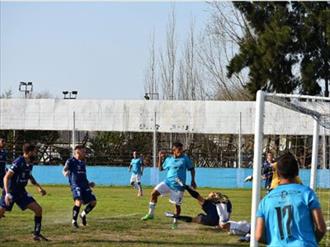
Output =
[{"x1": 0, "y1": 185, "x2": 329, "y2": 246}]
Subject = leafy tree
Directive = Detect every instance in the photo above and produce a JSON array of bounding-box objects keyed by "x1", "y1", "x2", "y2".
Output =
[{"x1": 227, "y1": 2, "x2": 330, "y2": 97}]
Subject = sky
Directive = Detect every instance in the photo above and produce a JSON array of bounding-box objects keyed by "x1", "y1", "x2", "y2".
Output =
[{"x1": 0, "y1": 1, "x2": 210, "y2": 100}]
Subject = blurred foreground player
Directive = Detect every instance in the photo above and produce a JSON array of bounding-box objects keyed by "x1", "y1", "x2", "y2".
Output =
[{"x1": 0, "y1": 143, "x2": 48, "y2": 241}]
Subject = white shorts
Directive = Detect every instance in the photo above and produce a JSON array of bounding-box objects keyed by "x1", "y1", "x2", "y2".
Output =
[
  {"x1": 216, "y1": 203, "x2": 230, "y2": 224},
  {"x1": 130, "y1": 174, "x2": 141, "y2": 183},
  {"x1": 154, "y1": 181, "x2": 184, "y2": 205}
]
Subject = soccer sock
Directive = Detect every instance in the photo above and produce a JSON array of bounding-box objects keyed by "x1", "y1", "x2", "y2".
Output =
[
  {"x1": 175, "y1": 215, "x2": 192, "y2": 222},
  {"x1": 229, "y1": 221, "x2": 251, "y2": 236},
  {"x1": 137, "y1": 183, "x2": 142, "y2": 192},
  {"x1": 34, "y1": 216, "x2": 42, "y2": 236},
  {"x1": 148, "y1": 202, "x2": 156, "y2": 215},
  {"x1": 184, "y1": 185, "x2": 200, "y2": 199},
  {"x1": 72, "y1": 205, "x2": 81, "y2": 222},
  {"x1": 81, "y1": 203, "x2": 95, "y2": 217}
]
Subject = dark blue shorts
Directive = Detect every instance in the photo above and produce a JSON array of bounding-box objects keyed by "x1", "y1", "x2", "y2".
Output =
[
  {"x1": 0, "y1": 190, "x2": 36, "y2": 211},
  {"x1": 72, "y1": 187, "x2": 96, "y2": 204}
]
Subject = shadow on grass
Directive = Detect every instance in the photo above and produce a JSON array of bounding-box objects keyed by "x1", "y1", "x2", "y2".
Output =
[{"x1": 53, "y1": 239, "x2": 248, "y2": 246}]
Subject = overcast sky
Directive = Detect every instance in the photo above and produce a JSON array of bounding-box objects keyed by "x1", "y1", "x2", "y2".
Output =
[{"x1": 0, "y1": 2, "x2": 210, "y2": 99}]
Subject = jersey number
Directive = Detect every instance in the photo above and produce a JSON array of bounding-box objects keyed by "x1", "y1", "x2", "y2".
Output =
[{"x1": 275, "y1": 205, "x2": 293, "y2": 240}]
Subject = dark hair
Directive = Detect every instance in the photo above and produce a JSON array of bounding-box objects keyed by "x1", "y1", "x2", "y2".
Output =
[
  {"x1": 276, "y1": 152, "x2": 299, "y2": 179},
  {"x1": 172, "y1": 142, "x2": 183, "y2": 149},
  {"x1": 23, "y1": 143, "x2": 36, "y2": 153},
  {"x1": 74, "y1": 145, "x2": 85, "y2": 151}
]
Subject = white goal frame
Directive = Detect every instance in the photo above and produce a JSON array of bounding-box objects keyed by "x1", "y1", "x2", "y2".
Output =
[{"x1": 250, "y1": 90, "x2": 330, "y2": 247}]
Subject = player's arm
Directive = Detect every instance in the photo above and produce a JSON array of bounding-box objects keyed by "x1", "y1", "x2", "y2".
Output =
[
  {"x1": 255, "y1": 217, "x2": 266, "y2": 244},
  {"x1": 128, "y1": 163, "x2": 132, "y2": 172},
  {"x1": 62, "y1": 161, "x2": 70, "y2": 177},
  {"x1": 158, "y1": 151, "x2": 166, "y2": 171},
  {"x1": 141, "y1": 158, "x2": 144, "y2": 175},
  {"x1": 311, "y1": 208, "x2": 326, "y2": 242},
  {"x1": 3, "y1": 170, "x2": 14, "y2": 205},
  {"x1": 29, "y1": 175, "x2": 46, "y2": 196},
  {"x1": 189, "y1": 168, "x2": 196, "y2": 189}
]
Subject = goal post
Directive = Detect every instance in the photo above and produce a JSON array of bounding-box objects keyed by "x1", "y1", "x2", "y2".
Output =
[{"x1": 250, "y1": 90, "x2": 330, "y2": 247}]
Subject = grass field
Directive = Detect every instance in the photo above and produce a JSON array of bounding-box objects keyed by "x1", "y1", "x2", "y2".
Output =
[{"x1": 0, "y1": 185, "x2": 329, "y2": 247}]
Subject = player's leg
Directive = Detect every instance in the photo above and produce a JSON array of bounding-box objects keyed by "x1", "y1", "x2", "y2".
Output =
[
  {"x1": 130, "y1": 174, "x2": 137, "y2": 189},
  {"x1": 72, "y1": 199, "x2": 82, "y2": 227},
  {"x1": 0, "y1": 191, "x2": 9, "y2": 218},
  {"x1": 141, "y1": 182, "x2": 169, "y2": 220},
  {"x1": 71, "y1": 187, "x2": 83, "y2": 228},
  {"x1": 136, "y1": 174, "x2": 143, "y2": 196},
  {"x1": 80, "y1": 189, "x2": 97, "y2": 226},
  {"x1": 26, "y1": 201, "x2": 42, "y2": 238},
  {"x1": 0, "y1": 207, "x2": 6, "y2": 218},
  {"x1": 184, "y1": 185, "x2": 205, "y2": 205}
]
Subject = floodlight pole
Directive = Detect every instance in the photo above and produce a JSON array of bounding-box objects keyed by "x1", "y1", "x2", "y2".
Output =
[
  {"x1": 310, "y1": 119, "x2": 319, "y2": 190},
  {"x1": 322, "y1": 127, "x2": 326, "y2": 169},
  {"x1": 72, "y1": 111, "x2": 76, "y2": 155},
  {"x1": 153, "y1": 111, "x2": 157, "y2": 169},
  {"x1": 238, "y1": 112, "x2": 242, "y2": 168},
  {"x1": 250, "y1": 90, "x2": 265, "y2": 247}
]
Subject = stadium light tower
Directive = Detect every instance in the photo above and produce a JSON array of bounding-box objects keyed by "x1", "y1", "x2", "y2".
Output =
[
  {"x1": 19, "y1": 81, "x2": 33, "y2": 98},
  {"x1": 63, "y1": 91, "x2": 78, "y2": 99}
]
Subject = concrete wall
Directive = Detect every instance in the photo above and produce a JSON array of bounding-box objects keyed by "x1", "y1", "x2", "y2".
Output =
[{"x1": 0, "y1": 99, "x2": 329, "y2": 135}]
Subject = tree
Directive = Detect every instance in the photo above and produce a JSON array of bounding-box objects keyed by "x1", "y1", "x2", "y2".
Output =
[
  {"x1": 144, "y1": 30, "x2": 159, "y2": 99},
  {"x1": 201, "y1": 2, "x2": 252, "y2": 100},
  {"x1": 160, "y1": 6, "x2": 177, "y2": 100},
  {"x1": 227, "y1": 2, "x2": 330, "y2": 97},
  {"x1": 0, "y1": 90, "x2": 13, "y2": 98}
]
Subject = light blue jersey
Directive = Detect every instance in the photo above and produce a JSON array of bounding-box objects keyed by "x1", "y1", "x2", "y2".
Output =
[
  {"x1": 130, "y1": 158, "x2": 143, "y2": 175},
  {"x1": 257, "y1": 183, "x2": 320, "y2": 247},
  {"x1": 162, "y1": 154, "x2": 193, "y2": 191}
]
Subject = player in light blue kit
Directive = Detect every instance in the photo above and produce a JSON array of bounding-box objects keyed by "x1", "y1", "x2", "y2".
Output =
[
  {"x1": 128, "y1": 151, "x2": 144, "y2": 197},
  {"x1": 141, "y1": 142, "x2": 196, "y2": 225},
  {"x1": 256, "y1": 153, "x2": 326, "y2": 246}
]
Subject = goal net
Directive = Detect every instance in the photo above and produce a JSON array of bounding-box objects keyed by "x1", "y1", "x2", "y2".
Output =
[{"x1": 250, "y1": 91, "x2": 330, "y2": 247}]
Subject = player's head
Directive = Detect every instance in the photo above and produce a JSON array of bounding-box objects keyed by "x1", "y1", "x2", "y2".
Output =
[
  {"x1": 133, "y1": 151, "x2": 137, "y2": 158},
  {"x1": 0, "y1": 137, "x2": 6, "y2": 148},
  {"x1": 74, "y1": 145, "x2": 86, "y2": 160},
  {"x1": 172, "y1": 141, "x2": 183, "y2": 157},
  {"x1": 207, "y1": 192, "x2": 228, "y2": 203},
  {"x1": 266, "y1": 151, "x2": 273, "y2": 162},
  {"x1": 23, "y1": 143, "x2": 37, "y2": 162},
  {"x1": 276, "y1": 152, "x2": 299, "y2": 179}
]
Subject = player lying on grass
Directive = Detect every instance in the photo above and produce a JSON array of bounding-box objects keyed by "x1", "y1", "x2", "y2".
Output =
[
  {"x1": 63, "y1": 145, "x2": 97, "y2": 228},
  {"x1": 0, "y1": 143, "x2": 48, "y2": 241},
  {"x1": 166, "y1": 180, "x2": 250, "y2": 240},
  {"x1": 256, "y1": 152, "x2": 326, "y2": 246},
  {"x1": 128, "y1": 151, "x2": 144, "y2": 197},
  {"x1": 141, "y1": 142, "x2": 196, "y2": 225}
]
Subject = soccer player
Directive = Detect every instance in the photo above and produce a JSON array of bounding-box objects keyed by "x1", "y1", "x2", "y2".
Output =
[
  {"x1": 63, "y1": 145, "x2": 97, "y2": 228},
  {"x1": 0, "y1": 143, "x2": 48, "y2": 241},
  {"x1": 141, "y1": 142, "x2": 196, "y2": 223},
  {"x1": 0, "y1": 137, "x2": 7, "y2": 190},
  {"x1": 128, "y1": 151, "x2": 144, "y2": 197},
  {"x1": 262, "y1": 152, "x2": 274, "y2": 190},
  {"x1": 166, "y1": 181, "x2": 232, "y2": 227},
  {"x1": 256, "y1": 152, "x2": 326, "y2": 246},
  {"x1": 165, "y1": 183, "x2": 250, "y2": 240}
]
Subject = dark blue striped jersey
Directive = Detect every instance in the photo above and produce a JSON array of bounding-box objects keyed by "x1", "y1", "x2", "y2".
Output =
[
  {"x1": 65, "y1": 157, "x2": 89, "y2": 189},
  {"x1": 8, "y1": 156, "x2": 32, "y2": 193}
]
